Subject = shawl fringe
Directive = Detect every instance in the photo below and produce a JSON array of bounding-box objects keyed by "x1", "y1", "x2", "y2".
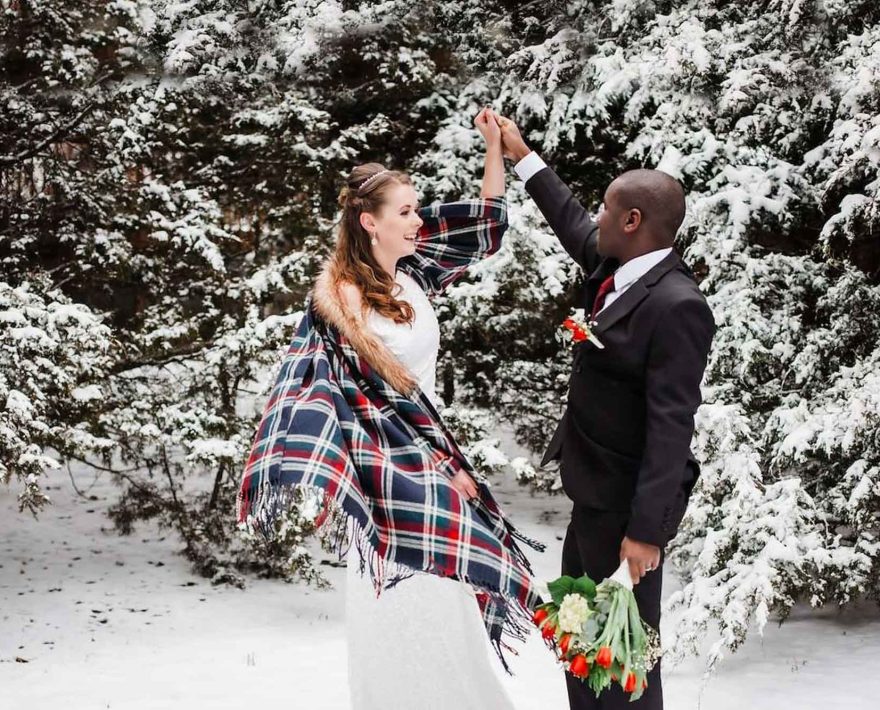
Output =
[{"x1": 238, "y1": 478, "x2": 539, "y2": 674}]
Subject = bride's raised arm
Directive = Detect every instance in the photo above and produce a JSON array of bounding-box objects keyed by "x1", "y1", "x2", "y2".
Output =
[
  {"x1": 398, "y1": 107, "x2": 509, "y2": 297},
  {"x1": 478, "y1": 106, "x2": 505, "y2": 198}
]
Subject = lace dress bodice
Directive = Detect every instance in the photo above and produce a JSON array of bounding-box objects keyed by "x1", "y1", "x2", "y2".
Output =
[{"x1": 365, "y1": 269, "x2": 443, "y2": 409}]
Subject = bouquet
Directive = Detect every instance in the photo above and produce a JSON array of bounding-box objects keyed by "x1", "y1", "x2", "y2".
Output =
[
  {"x1": 558, "y1": 308, "x2": 605, "y2": 350},
  {"x1": 532, "y1": 559, "x2": 661, "y2": 702}
]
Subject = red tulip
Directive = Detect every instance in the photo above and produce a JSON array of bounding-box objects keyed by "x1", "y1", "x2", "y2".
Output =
[
  {"x1": 532, "y1": 608, "x2": 548, "y2": 626},
  {"x1": 569, "y1": 654, "x2": 590, "y2": 678},
  {"x1": 595, "y1": 646, "x2": 613, "y2": 669},
  {"x1": 611, "y1": 674, "x2": 618, "y2": 682},
  {"x1": 559, "y1": 633, "x2": 572, "y2": 655},
  {"x1": 541, "y1": 622, "x2": 557, "y2": 640},
  {"x1": 624, "y1": 672, "x2": 637, "y2": 693}
]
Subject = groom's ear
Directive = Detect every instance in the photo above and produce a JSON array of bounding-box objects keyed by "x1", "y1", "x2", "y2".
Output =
[{"x1": 624, "y1": 208, "x2": 643, "y2": 233}]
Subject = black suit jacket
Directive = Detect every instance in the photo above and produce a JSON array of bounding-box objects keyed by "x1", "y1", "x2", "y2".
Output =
[{"x1": 526, "y1": 163, "x2": 716, "y2": 548}]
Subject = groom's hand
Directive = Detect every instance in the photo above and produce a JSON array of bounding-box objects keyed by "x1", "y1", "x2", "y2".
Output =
[
  {"x1": 494, "y1": 115, "x2": 532, "y2": 162},
  {"x1": 474, "y1": 106, "x2": 502, "y2": 149},
  {"x1": 620, "y1": 536, "x2": 661, "y2": 586}
]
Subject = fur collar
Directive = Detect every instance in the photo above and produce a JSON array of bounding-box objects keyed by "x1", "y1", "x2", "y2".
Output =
[{"x1": 310, "y1": 259, "x2": 418, "y2": 397}]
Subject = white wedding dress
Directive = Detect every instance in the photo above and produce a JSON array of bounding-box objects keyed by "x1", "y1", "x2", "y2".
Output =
[{"x1": 344, "y1": 269, "x2": 517, "y2": 710}]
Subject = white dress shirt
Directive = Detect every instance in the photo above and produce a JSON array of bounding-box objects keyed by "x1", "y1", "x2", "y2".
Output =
[
  {"x1": 513, "y1": 150, "x2": 673, "y2": 315},
  {"x1": 512, "y1": 150, "x2": 548, "y2": 184}
]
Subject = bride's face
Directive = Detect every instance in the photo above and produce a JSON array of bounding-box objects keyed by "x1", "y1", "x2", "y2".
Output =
[{"x1": 360, "y1": 182, "x2": 424, "y2": 263}]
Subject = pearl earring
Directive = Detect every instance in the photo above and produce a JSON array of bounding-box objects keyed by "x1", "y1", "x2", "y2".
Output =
[{"x1": 370, "y1": 233, "x2": 378, "y2": 245}]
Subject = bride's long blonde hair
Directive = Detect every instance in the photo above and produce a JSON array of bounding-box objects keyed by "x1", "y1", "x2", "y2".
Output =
[{"x1": 332, "y1": 163, "x2": 416, "y2": 325}]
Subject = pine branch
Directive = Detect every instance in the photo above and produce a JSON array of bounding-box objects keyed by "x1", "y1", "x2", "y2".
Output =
[{"x1": 0, "y1": 72, "x2": 113, "y2": 168}]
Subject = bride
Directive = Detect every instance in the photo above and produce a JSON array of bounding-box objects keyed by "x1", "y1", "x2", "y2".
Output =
[{"x1": 236, "y1": 107, "x2": 543, "y2": 709}]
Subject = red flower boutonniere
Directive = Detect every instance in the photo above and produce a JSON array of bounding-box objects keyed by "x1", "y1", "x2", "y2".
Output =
[{"x1": 559, "y1": 308, "x2": 605, "y2": 350}]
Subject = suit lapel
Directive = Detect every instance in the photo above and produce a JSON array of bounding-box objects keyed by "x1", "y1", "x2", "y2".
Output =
[
  {"x1": 587, "y1": 257, "x2": 618, "y2": 284},
  {"x1": 584, "y1": 257, "x2": 618, "y2": 310},
  {"x1": 590, "y1": 280, "x2": 649, "y2": 333},
  {"x1": 590, "y1": 250, "x2": 681, "y2": 334}
]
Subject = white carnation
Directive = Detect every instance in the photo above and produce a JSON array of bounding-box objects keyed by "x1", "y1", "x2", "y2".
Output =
[{"x1": 557, "y1": 592, "x2": 591, "y2": 634}]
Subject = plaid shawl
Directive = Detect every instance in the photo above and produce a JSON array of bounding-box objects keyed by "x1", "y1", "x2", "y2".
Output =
[{"x1": 236, "y1": 196, "x2": 545, "y2": 672}]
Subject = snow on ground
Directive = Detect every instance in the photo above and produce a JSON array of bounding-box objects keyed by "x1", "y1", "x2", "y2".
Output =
[{"x1": 2, "y1": 442, "x2": 879, "y2": 709}]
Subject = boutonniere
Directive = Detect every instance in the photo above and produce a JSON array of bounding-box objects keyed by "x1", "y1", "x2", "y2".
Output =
[{"x1": 559, "y1": 308, "x2": 605, "y2": 350}]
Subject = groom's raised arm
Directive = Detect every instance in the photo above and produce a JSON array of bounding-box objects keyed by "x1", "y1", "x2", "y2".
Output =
[{"x1": 514, "y1": 151, "x2": 601, "y2": 274}]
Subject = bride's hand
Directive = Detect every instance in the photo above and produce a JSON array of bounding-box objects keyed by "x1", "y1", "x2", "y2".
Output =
[
  {"x1": 451, "y1": 469, "x2": 480, "y2": 501},
  {"x1": 474, "y1": 106, "x2": 502, "y2": 150}
]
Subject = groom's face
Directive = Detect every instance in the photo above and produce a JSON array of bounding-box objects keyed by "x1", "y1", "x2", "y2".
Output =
[
  {"x1": 596, "y1": 186, "x2": 621, "y2": 258},
  {"x1": 597, "y1": 182, "x2": 643, "y2": 258}
]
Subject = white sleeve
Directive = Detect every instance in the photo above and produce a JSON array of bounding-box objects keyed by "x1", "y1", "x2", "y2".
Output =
[{"x1": 513, "y1": 151, "x2": 547, "y2": 183}]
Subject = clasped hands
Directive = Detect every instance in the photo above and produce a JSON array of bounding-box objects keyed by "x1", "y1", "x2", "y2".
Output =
[{"x1": 473, "y1": 106, "x2": 532, "y2": 163}]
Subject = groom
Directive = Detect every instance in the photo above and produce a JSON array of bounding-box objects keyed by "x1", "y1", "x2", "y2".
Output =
[{"x1": 496, "y1": 114, "x2": 715, "y2": 710}]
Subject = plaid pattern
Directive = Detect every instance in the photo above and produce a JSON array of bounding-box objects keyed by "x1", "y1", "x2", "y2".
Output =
[
  {"x1": 236, "y1": 196, "x2": 544, "y2": 672},
  {"x1": 399, "y1": 195, "x2": 508, "y2": 296}
]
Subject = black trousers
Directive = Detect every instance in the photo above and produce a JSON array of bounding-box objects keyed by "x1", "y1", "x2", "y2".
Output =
[{"x1": 561, "y1": 504, "x2": 665, "y2": 710}]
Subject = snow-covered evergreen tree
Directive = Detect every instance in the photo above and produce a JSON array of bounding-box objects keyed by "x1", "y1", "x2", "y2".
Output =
[
  {"x1": 3, "y1": 0, "x2": 878, "y2": 671},
  {"x1": 424, "y1": 0, "x2": 880, "y2": 672}
]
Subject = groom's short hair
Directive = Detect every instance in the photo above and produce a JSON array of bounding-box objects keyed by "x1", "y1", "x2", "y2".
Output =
[{"x1": 612, "y1": 169, "x2": 686, "y2": 244}]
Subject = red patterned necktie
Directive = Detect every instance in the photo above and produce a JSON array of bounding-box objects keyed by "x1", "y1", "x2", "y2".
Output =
[{"x1": 590, "y1": 274, "x2": 616, "y2": 321}]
